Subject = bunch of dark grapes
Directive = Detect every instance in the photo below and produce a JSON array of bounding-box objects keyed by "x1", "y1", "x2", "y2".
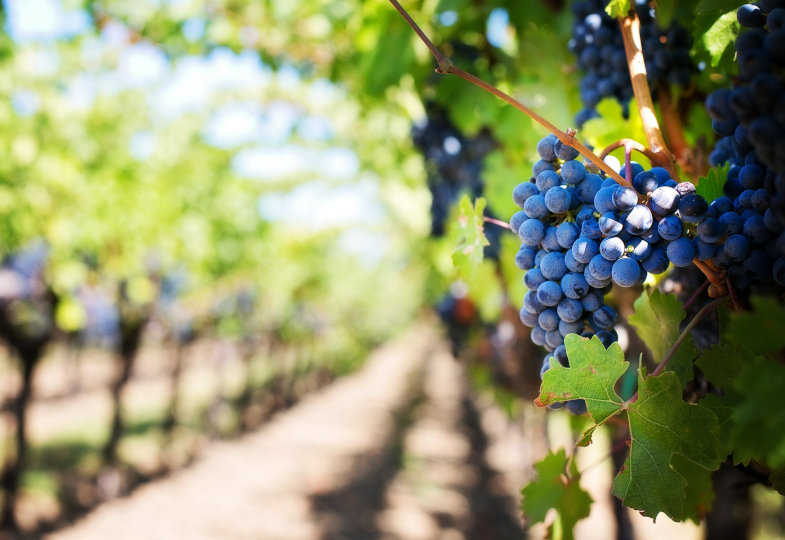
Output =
[
  {"x1": 411, "y1": 103, "x2": 504, "y2": 258},
  {"x1": 510, "y1": 131, "x2": 785, "y2": 415},
  {"x1": 569, "y1": 0, "x2": 693, "y2": 126},
  {"x1": 703, "y1": 1, "x2": 785, "y2": 286}
]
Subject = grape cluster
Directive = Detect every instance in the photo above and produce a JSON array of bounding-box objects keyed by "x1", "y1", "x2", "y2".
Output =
[
  {"x1": 703, "y1": 2, "x2": 785, "y2": 286},
  {"x1": 569, "y1": 0, "x2": 693, "y2": 126},
  {"x1": 412, "y1": 103, "x2": 505, "y2": 259}
]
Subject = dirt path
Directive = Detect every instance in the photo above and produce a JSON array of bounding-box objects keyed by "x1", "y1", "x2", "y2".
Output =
[{"x1": 46, "y1": 324, "x2": 533, "y2": 540}]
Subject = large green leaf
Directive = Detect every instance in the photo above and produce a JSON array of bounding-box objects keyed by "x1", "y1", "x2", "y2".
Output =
[
  {"x1": 537, "y1": 334, "x2": 628, "y2": 427},
  {"x1": 613, "y1": 370, "x2": 721, "y2": 520},
  {"x1": 521, "y1": 449, "x2": 593, "y2": 540}
]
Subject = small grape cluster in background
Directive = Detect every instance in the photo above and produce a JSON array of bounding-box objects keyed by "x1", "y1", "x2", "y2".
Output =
[{"x1": 569, "y1": 0, "x2": 693, "y2": 126}]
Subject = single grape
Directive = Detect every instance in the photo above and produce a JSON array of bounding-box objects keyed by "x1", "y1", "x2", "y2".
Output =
[
  {"x1": 633, "y1": 170, "x2": 659, "y2": 195},
  {"x1": 566, "y1": 399, "x2": 588, "y2": 415},
  {"x1": 600, "y1": 236, "x2": 625, "y2": 261},
  {"x1": 612, "y1": 185, "x2": 638, "y2": 211},
  {"x1": 626, "y1": 237, "x2": 651, "y2": 261},
  {"x1": 561, "y1": 272, "x2": 590, "y2": 299},
  {"x1": 592, "y1": 305, "x2": 617, "y2": 329},
  {"x1": 555, "y1": 140, "x2": 580, "y2": 160},
  {"x1": 524, "y1": 267, "x2": 546, "y2": 290},
  {"x1": 557, "y1": 298, "x2": 584, "y2": 323},
  {"x1": 576, "y1": 174, "x2": 603, "y2": 203},
  {"x1": 744, "y1": 214, "x2": 773, "y2": 244},
  {"x1": 524, "y1": 290, "x2": 546, "y2": 315},
  {"x1": 545, "y1": 185, "x2": 572, "y2": 214},
  {"x1": 524, "y1": 194, "x2": 548, "y2": 220},
  {"x1": 719, "y1": 211, "x2": 744, "y2": 236},
  {"x1": 513, "y1": 182, "x2": 539, "y2": 208},
  {"x1": 679, "y1": 193, "x2": 709, "y2": 223},
  {"x1": 541, "y1": 251, "x2": 568, "y2": 280},
  {"x1": 695, "y1": 238, "x2": 719, "y2": 261},
  {"x1": 542, "y1": 227, "x2": 559, "y2": 251},
  {"x1": 519, "y1": 218, "x2": 546, "y2": 245},
  {"x1": 561, "y1": 160, "x2": 587, "y2": 184},
  {"x1": 581, "y1": 289, "x2": 603, "y2": 311},
  {"x1": 725, "y1": 234, "x2": 751, "y2": 262},
  {"x1": 510, "y1": 211, "x2": 527, "y2": 235},
  {"x1": 588, "y1": 254, "x2": 613, "y2": 281},
  {"x1": 697, "y1": 217, "x2": 723, "y2": 243},
  {"x1": 572, "y1": 237, "x2": 599, "y2": 263},
  {"x1": 537, "y1": 280, "x2": 564, "y2": 306},
  {"x1": 539, "y1": 308, "x2": 560, "y2": 331},
  {"x1": 519, "y1": 307, "x2": 539, "y2": 328},
  {"x1": 624, "y1": 204, "x2": 654, "y2": 234},
  {"x1": 565, "y1": 248, "x2": 587, "y2": 272},
  {"x1": 599, "y1": 212, "x2": 624, "y2": 236},
  {"x1": 642, "y1": 246, "x2": 669, "y2": 274},
  {"x1": 612, "y1": 257, "x2": 642, "y2": 287},
  {"x1": 536, "y1": 134, "x2": 558, "y2": 160},
  {"x1": 594, "y1": 186, "x2": 617, "y2": 214},
  {"x1": 515, "y1": 247, "x2": 537, "y2": 270},
  {"x1": 649, "y1": 186, "x2": 680, "y2": 215},
  {"x1": 536, "y1": 170, "x2": 561, "y2": 192},
  {"x1": 532, "y1": 326, "x2": 547, "y2": 346},
  {"x1": 667, "y1": 236, "x2": 697, "y2": 266}
]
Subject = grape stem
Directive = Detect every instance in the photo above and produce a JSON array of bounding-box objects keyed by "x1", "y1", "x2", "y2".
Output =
[
  {"x1": 599, "y1": 139, "x2": 660, "y2": 165},
  {"x1": 693, "y1": 259, "x2": 729, "y2": 299},
  {"x1": 484, "y1": 216, "x2": 511, "y2": 230},
  {"x1": 387, "y1": 0, "x2": 630, "y2": 187},
  {"x1": 617, "y1": 11, "x2": 679, "y2": 180},
  {"x1": 683, "y1": 279, "x2": 710, "y2": 310}
]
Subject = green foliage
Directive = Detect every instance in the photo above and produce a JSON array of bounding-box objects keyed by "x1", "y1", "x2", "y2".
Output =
[
  {"x1": 693, "y1": 3, "x2": 740, "y2": 72},
  {"x1": 605, "y1": 0, "x2": 631, "y2": 19},
  {"x1": 581, "y1": 99, "x2": 647, "y2": 163},
  {"x1": 538, "y1": 335, "x2": 627, "y2": 427},
  {"x1": 613, "y1": 369, "x2": 721, "y2": 520},
  {"x1": 521, "y1": 448, "x2": 592, "y2": 540},
  {"x1": 629, "y1": 289, "x2": 696, "y2": 386},
  {"x1": 726, "y1": 297, "x2": 785, "y2": 354},
  {"x1": 695, "y1": 164, "x2": 731, "y2": 205},
  {"x1": 539, "y1": 334, "x2": 722, "y2": 521},
  {"x1": 449, "y1": 195, "x2": 490, "y2": 278}
]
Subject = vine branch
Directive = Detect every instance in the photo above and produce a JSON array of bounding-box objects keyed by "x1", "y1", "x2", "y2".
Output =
[
  {"x1": 617, "y1": 12, "x2": 678, "y2": 180},
  {"x1": 388, "y1": 0, "x2": 630, "y2": 187}
]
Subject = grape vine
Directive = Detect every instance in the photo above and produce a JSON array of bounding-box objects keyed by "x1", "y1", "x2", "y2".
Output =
[{"x1": 391, "y1": 0, "x2": 785, "y2": 535}]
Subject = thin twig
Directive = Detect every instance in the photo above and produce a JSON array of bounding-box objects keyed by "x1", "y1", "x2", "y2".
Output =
[
  {"x1": 683, "y1": 279, "x2": 710, "y2": 310},
  {"x1": 484, "y1": 216, "x2": 511, "y2": 230},
  {"x1": 388, "y1": 0, "x2": 629, "y2": 186},
  {"x1": 599, "y1": 138, "x2": 660, "y2": 164}
]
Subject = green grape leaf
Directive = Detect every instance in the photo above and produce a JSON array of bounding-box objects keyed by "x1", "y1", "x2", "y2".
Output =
[
  {"x1": 581, "y1": 99, "x2": 646, "y2": 158},
  {"x1": 450, "y1": 195, "x2": 490, "y2": 278},
  {"x1": 670, "y1": 454, "x2": 716, "y2": 522},
  {"x1": 537, "y1": 334, "x2": 628, "y2": 427},
  {"x1": 521, "y1": 448, "x2": 593, "y2": 538},
  {"x1": 605, "y1": 0, "x2": 631, "y2": 18},
  {"x1": 612, "y1": 370, "x2": 721, "y2": 520},
  {"x1": 726, "y1": 296, "x2": 785, "y2": 354},
  {"x1": 695, "y1": 164, "x2": 730, "y2": 206},
  {"x1": 654, "y1": 0, "x2": 676, "y2": 29},
  {"x1": 695, "y1": 345, "x2": 747, "y2": 459},
  {"x1": 731, "y1": 355, "x2": 785, "y2": 468},
  {"x1": 695, "y1": 344, "x2": 746, "y2": 389},
  {"x1": 770, "y1": 467, "x2": 785, "y2": 496},
  {"x1": 628, "y1": 289, "x2": 696, "y2": 386},
  {"x1": 696, "y1": 9, "x2": 739, "y2": 68}
]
